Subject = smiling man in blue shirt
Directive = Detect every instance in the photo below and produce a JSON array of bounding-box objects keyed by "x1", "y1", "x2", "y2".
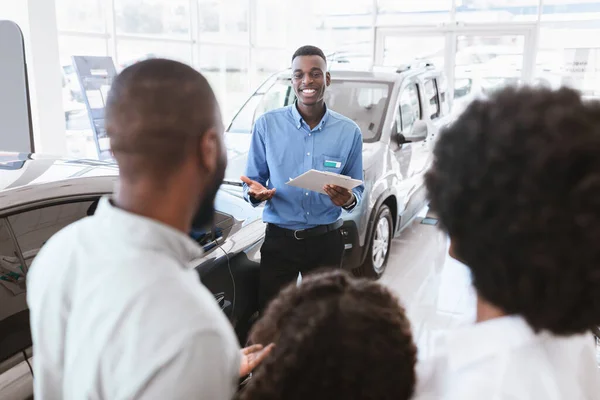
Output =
[{"x1": 241, "y1": 45, "x2": 364, "y2": 310}]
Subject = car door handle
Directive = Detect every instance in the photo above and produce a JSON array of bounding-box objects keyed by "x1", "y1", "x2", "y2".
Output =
[{"x1": 214, "y1": 292, "x2": 232, "y2": 316}]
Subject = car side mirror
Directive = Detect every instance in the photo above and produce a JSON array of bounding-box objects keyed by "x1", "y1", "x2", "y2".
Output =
[
  {"x1": 391, "y1": 132, "x2": 407, "y2": 147},
  {"x1": 404, "y1": 120, "x2": 428, "y2": 143}
]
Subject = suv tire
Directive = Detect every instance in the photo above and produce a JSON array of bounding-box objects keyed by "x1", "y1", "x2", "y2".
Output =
[{"x1": 355, "y1": 205, "x2": 393, "y2": 279}]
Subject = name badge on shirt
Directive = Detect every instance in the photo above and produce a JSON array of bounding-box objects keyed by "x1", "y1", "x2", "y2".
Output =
[{"x1": 324, "y1": 160, "x2": 341, "y2": 168}]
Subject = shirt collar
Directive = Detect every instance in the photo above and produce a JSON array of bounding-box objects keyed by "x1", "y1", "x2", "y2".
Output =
[
  {"x1": 444, "y1": 315, "x2": 537, "y2": 371},
  {"x1": 291, "y1": 102, "x2": 330, "y2": 130},
  {"x1": 94, "y1": 197, "x2": 204, "y2": 268}
]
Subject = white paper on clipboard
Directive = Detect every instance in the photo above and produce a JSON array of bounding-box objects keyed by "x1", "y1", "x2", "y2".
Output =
[{"x1": 286, "y1": 169, "x2": 363, "y2": 194}]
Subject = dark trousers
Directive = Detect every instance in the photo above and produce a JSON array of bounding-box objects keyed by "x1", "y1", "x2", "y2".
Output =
[{"x1": 258, "y1": 226, "x2": 345, "y2": 311}]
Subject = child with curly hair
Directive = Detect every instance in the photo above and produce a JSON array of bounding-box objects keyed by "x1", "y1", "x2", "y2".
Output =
[{"x1": 239, "y1": 269, "x2": 417, "y2": 400}]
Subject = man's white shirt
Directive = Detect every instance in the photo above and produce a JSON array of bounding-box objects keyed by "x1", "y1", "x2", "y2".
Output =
[
  {"x1": 413, "y1": 315, "x2": 600, "y2": 400},
  {"x1": 27, "y1": 197, "x2": 240, "y2": 399}
]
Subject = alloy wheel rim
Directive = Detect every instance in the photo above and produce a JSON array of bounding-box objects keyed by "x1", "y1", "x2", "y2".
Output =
[{"x1": 372, "y1": 216, "x2": 390, "y2": 273}]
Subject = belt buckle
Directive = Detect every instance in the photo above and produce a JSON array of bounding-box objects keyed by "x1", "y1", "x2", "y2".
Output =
[{"x1": 293, "y1": 230, "x2": 304, "y2": 240}]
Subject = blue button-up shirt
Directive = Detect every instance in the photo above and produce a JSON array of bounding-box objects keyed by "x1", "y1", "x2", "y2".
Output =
[{"x1": 244, "y1": 103, "x2": 364, "y2": 230}]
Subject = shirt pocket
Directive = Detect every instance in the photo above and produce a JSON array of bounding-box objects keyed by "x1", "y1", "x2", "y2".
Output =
[{"x1": 320, "y1": 154, "x2": 347, "y2": 174}]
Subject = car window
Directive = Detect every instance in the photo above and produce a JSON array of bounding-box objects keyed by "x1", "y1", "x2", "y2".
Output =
[
  {"x1": 0, "y1": 219, "x2": 25, "y2": 299},
  {"x1": 399, "y1": 84, "x2": 421, "y2": 133},
  {"x1": 228, "y1": 95, "x2": 264, "y2": 133},
  {"x1": 454, "y1": 78, "x2": 473, "y2": 99},
  {"x1": 326, "y1": 81, "x2": 390, "y2": 140},
  {"x1": 0, "y1": 218, "x2": 30, "y2": 365},
  {"x1": 7, "y1": 201, "x2": 95, "y2": 272},
  {"x1": 227, "y1": 73, "x2": 281, "y2": 132},
  {"x1": 424, "y1": 79, "x2": 440, "y2": 120},
  {"x1": 256, "y1": 81, "x2": 296, "y2": 118},
  {"x1": 228, "y1": 79, "x2": 392, "y2": 141}
]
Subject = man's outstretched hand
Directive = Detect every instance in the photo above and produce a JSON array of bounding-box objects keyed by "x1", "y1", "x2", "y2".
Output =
[
  {"x1": 239, "y1": 344, "x2": 275, "y2": 377},
  {"x1": 324, "y1": 184, "x2": 352, "y2": 207},
  {"x1": 241, "y1": 176, "x2": 276, "y2": 202}
]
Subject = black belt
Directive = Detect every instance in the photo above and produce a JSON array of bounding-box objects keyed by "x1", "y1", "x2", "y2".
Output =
[{"x1": 266, "y1": 220, "x2": 343, "y2": 240}]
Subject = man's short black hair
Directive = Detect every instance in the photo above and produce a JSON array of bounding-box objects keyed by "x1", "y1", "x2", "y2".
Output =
[
  {"x1": 106, "y1": 58, "x2": 216, "y2": 182},
  {"x1": 239, "y1": 270, "x2": 416, "y2": 400},
  {"x1": 292, "y1": 45, "x2": 327, "y2": 63},
  {"x1": 426, "y1": 86, "x2": 600, "y2": 335}
]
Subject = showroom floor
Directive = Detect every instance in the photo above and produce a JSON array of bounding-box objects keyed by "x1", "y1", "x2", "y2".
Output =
[
  {"x1": 380, "y1": 213, "x2": 477, "y2": 361},
  {"x1": 384, "y1": 214, "x2": 600, "y2": 367}
]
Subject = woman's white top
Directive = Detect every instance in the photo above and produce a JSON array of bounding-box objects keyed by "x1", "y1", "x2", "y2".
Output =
[{"x1": 413, "y1": 315, "x2": 600, "y2": 400}]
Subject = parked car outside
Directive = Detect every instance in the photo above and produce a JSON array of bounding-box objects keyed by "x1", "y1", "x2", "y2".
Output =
[
  {"x1": 224, "y1": 61, "x2": 453, "y2": 278},
  {"x1": 0, "y1": 153, "x2": 264, "y2": 400}
]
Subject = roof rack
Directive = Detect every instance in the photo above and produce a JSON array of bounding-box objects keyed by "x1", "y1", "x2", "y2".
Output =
[
  {"x1": 372, "y1": 59, "x2": 436, "y2": 74},
  {"x1": 325, "y1": 51, "x2": 437, "y2": 74},
  {"x1": 401, "y1": 59, "x2": 435, "y2": 71},
  {"x1": 325, "y1": 50, "x2": 374, "y2": 71},
  {"x1": 326, "y1": 50, "x2": 371, "y2": 62}
]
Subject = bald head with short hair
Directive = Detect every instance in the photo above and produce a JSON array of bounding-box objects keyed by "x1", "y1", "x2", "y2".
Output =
[{"x1": 106, "y1": 58, "x2": 219, "y2": 181}]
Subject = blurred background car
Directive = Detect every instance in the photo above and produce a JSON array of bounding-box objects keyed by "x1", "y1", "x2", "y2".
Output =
[{"x1": 0, "y1": 153, "x2": 264, "y2": 400}]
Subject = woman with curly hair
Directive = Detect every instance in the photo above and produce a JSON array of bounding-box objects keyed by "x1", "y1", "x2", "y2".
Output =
[
  {"x1": 415, "y1": 86, "x2": 600, "y2": 399},
  {"x1": 238, "y1": 269, "x2": 417, "y2": 400}
]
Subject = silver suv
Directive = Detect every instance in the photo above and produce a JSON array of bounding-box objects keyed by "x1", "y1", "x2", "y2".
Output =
[{"x1": 224, "y1": 61, "x2": 453, "y2": 278}]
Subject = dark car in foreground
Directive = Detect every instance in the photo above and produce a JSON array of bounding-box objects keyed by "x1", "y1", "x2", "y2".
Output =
[
  {"x1": 0, "y1": 153, "x2": 264, "y2": 400},
  {"x1": 224, "y1": 61, "x2": 453, "y2": 278}
]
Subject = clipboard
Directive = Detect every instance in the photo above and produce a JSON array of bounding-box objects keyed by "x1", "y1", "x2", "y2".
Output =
[{"x1": 286, "y1": 169, "x2": 363, "y2": 194}]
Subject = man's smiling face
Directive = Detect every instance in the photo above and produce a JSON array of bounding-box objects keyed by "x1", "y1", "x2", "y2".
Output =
[{"x1": 291, "y1": 55, "x2": 330, "y2": 107}]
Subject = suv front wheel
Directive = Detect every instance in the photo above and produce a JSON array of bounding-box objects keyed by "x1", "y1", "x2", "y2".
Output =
[{"x1": 356, "y1": 205, "x2": 393, "y2": 279}]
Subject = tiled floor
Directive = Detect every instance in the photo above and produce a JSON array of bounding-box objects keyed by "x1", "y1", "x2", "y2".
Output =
[{"x1": 380, "y1": 214, "x2": 477, "y2": 360}]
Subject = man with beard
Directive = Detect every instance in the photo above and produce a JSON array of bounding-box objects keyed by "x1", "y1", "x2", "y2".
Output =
[
  {"x1": 27, "y1": 59, "x2": 271, "y2": 400},
  {"x1": 241, "y1": 45, "x2": 364, "y2": 311}
]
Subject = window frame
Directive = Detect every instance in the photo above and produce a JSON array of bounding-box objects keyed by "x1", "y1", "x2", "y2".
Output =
[
  {"x1": 1, "y1": 195, "x2": 105, "y2": 288},
  {"x1": 3, "y1": 194, "x2": 230, "y2": 260},
  {"x1": 0, "y1": 194, "x2": 106, "y2": 219},
  {"x1": 436, "y1": 75, "x2": 450, "y2": 116},
  {"x1": 2, "y1": 196, "x2": 103, "y2": 275},
  {"x1": 424, "y1": 78, "x2": 441, "y2": 120},
  {"x1": 398, "y1": 82, "x2": 422, "y2": 133}
]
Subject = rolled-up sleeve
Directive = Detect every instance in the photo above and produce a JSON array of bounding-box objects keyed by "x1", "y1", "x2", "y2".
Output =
[
  {"x1": 243, "y1": 118, "x2": 269, "y2": 206},
  {"x1": 343, "y1": 126, "x2": 364, "y2": 212}
]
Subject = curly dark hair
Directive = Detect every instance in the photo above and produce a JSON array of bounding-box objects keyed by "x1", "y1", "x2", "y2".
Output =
[
  {"x1": 426, "y1": 86, "x2": 600, "y2": 335},
  {"x1": 238, "y1": 270, "x2": 416, "y2": 400}
]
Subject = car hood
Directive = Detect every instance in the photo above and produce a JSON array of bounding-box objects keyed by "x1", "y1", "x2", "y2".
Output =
[
  {"x1": 214, "y1": 187, "x2": 262, "y2": 224},
  {"x1": 0, "y1": 153, "x2": 260, "y2": 228},
  {"x1": 0, "y1": 153, "x2": 118, "y2": 192}
]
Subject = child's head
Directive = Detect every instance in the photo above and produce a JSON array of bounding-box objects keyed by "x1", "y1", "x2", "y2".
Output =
[{"x1": 240, "y1": 270, "x2": 417, "y2": 400}]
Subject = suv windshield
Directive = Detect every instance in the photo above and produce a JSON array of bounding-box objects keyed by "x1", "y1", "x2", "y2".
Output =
[{"x1": 228, "y1": 78, "x2": 392, "y2": 142}]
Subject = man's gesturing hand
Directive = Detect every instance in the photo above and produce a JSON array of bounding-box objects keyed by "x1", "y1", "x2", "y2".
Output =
[
  {"x1": 241, "y1": 176, "x2": 276, "y2": 202},
  {"x1": 239, "y1": 344, "x2": 274, "y2": 377},
  {"x1": 324, "y1": 184, "x2": 352, "y2": 207}
]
